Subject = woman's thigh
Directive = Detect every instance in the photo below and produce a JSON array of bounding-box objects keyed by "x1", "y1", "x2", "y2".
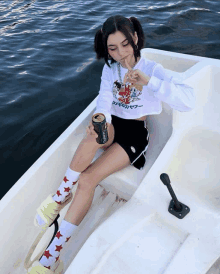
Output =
[
  {"x1": 70, "y1": 122, "x2": 115, "y2": 172},
  {"x1": 81, "y1": 142, "x2": 130, "y2": 188}
]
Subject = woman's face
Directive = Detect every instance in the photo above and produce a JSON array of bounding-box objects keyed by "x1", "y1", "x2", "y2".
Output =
[{"x1": 107, "y1": 31, "x2": 138, "y2": 69}]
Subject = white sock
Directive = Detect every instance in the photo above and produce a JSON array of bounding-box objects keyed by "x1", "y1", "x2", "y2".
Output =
[
  {"x1": 36, "y1": 167, "x2": 80, "y2": 226},
  {"x1": 52, "y1": 167, "x2": 80, "y2": 204},
  {"x1": 39, "y1": 219, "x2": 78, "y2": 270}
]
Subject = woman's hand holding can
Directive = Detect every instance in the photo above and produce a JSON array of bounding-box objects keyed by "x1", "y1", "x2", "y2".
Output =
[
  {"x1": 86, "y1": 121, "x2": 98, "y2": 139},
  {"x1": 86, "y1": 120, "x2": 110, "y2": 144}
]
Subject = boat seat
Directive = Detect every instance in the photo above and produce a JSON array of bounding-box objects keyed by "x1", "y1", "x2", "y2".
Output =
[{"x1": 90, "y1": 102, "x2": 173, "y2": 200}]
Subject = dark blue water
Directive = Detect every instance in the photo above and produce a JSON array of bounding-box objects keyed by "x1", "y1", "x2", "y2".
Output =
[{"x1": 1, "y1": 0, "x2": 220, "y2": 199}]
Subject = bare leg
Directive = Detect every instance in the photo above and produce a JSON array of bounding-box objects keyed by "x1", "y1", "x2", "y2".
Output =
[
  {"x1": 65, "y1": 143, "x2": 131, "y2": 226},
  {"x1": 69, "y1": 138, "x2": 99, "y2": 173},
  {"x1": 69, "y1": 123, "x2": 115, "y2": 173},
  {"x1": 65, "y1": 182, "x2": 95, "y2": 226}
]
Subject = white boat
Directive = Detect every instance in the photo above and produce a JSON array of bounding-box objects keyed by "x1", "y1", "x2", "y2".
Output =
[{"x1": 1, "y1": 48, "x2": 220, "y2": 274}]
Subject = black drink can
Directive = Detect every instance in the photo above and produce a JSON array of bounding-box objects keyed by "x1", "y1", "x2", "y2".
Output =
[{"x1": 92, "y1": 113, "x2": 109, "y2": 144}]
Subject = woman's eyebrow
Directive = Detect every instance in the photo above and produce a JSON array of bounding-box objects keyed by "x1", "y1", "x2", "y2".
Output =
[{"x1": 108, "y1": 39, "x2": 128, "y2": 47}]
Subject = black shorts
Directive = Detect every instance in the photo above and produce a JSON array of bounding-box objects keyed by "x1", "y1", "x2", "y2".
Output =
[{"x1": 111, "y1": 115, "x2": 149, "y2": 170}]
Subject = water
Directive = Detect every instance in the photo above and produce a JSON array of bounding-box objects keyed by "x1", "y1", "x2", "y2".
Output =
[{"x1": 1, "y1": 0, "x2": 220, "y2": 200}]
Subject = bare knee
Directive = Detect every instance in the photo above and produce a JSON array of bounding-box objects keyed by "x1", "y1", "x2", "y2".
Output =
[
  {"x1": 81, "y1": 133, "x2": 100, "y2": 149},
  {"x1": 77, "y1": 172, "x2": 97, "y2": 192}
]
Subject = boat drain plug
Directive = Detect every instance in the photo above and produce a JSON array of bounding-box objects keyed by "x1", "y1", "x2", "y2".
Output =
[{"x1": 160, "y1": 173, "x2": 190, "y2": 219}]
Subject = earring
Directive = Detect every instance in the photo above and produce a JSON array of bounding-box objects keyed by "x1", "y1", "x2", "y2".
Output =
[
  {"x1": 135, "y1": 44, "x2": 138, "y2": 50},
  {"x1": 108, "y1": 54, "x2": 111, "y2": 59}
]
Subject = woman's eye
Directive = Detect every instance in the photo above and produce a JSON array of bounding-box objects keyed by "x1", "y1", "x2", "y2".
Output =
[{"x1": 109, "y1": 43, "x2": 129, "y2": 51}]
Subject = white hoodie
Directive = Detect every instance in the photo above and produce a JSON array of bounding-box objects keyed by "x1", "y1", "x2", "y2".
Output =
[{"x1": 93, "y1": 53, "x2": 195, "y2": 124}]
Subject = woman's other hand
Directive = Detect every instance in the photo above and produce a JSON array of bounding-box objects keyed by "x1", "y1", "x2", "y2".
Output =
[{"x1": 123, "y1": 57, "x2": 150, "y2": 86}]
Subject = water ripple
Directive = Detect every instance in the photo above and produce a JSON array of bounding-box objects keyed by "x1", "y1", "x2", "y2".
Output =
[{"x1": 148, "y1": 0, "x2": 183, "y2": 11}]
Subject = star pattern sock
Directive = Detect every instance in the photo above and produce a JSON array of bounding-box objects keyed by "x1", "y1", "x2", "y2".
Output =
[
  {"x1": 39, "y1": 219, "x2": 78, "y2": 270},
  {"x1": 36, "y1": 167, "x2": 80, "y2": 226},
  {"x1": 52, "y1": 167, "x2": 80, "y2": 204}
]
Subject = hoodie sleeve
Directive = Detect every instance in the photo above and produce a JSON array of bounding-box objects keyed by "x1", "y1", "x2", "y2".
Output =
[
  {"x1": 93, "y1": 64, "x2": 113, "y2": 124},
  {"x1": 147, "y1": 63, "x2": 196, "y2": 111}
]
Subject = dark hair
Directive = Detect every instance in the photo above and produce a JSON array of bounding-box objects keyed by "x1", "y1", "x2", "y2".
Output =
[{"x1": 94, "y1": 15, "x2": 145, "y2": 68}]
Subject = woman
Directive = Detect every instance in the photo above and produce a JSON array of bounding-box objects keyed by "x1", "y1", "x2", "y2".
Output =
[{"x1": 28, "y1": 15, "x2": 195, "y2": 273}]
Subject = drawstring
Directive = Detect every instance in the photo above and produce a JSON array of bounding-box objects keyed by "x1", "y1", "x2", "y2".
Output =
[
  {"x1": 131, "y1": 124, "x2": 150, "y2": 166},
  {"x1": 131, "y1": 144, "x2": 149, "y2": 165}
]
